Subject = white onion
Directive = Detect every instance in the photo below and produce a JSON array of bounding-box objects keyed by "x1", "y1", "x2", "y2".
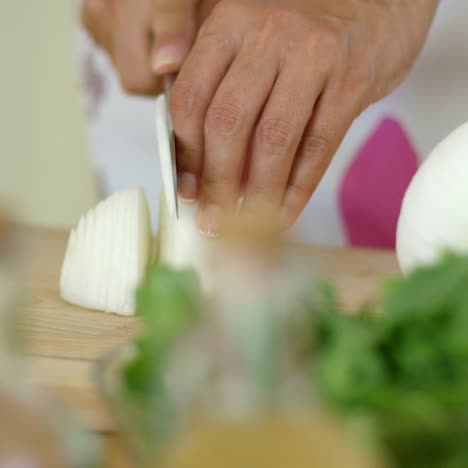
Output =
[
  {"x1": 60, "y1": 188, "x2": 152, "y2": 315},
  {"x1": 157, "y1": 197, "x2": 219, "y2": 292},
  {"x1": 396, "y1": 121, "x2": 468, "y2": 273}
]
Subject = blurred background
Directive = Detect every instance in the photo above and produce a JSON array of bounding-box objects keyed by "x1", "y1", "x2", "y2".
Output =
[
  {"x1": 0, "y1": 3, "x2": 467, "y2": 466},
  {"x1": 0, "y1": 1, "x2": 97, "y2": 227},
  {"x1": 1, "y1": 1, "x2": 467, "y2": 247}
]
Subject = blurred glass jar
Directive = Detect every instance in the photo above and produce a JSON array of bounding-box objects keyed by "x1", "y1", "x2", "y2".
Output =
[
  {"x1": 96, "y1": 221, "x2": 386, "y2": 468},
  {"x1": 0, "y1": 211, "x2": 101, "y2": 468},
  {"x1": 97, "y1": 340, "x2": 385, "y2": 468}
]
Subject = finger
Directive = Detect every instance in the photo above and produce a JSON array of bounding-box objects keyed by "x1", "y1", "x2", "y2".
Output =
[
  {"x1": 170, "y1": 2, "x2": 248, "y2": 200},
  {"x1": 150, "y1": 0, "x2": 198, "y2": 75},
  {"x1": 81, "y1": 0, "x2": 115, "y2": 54},
  {"x1": 242, "y1": 54, "x2": 328, "y2": 216},
  {"x1": 197, "y1": 0, "x2": 221, "y2": 24},
  {"x1": 280, "y1": 89, "x2": 356, "y2": 228},
  {"x1": 113, "y1": 0, "x2": 161, "y2": 95},
  {"x1": 197, "y1": 33, "x2": 280, "y2": 236}
]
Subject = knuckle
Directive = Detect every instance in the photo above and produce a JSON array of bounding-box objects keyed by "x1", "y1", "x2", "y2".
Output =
[
  {"x1": 288, "y1": 180, "x2": 308, "y2": 198},
  {"x1": 202, "y1": 176, "x2": 235, "y2": 203},
  {"x1": 344, "y1": 64, "x2": 374, "y2": 95},
  {"x1": 248, "y1": 7, "x2": 301, "y2": 51},
  {"x1": 244, "y1": 28, "x2": 269, "y2": 52},
  {"x1": 301, "y1": 132, "x2": 332, "y2": 159},
  {"x1": 206, "y1": 98, "x2": 242, "y2": 135},
  {"x1": 258, "y1": 118, "x2": 296, "y2": 149},
  {"x1": 320, "y1": 28, "x2": 341, "y2": 53},
  {"x1": 306, "y1": 27, "x2": 340, "y2": 58},
  {"x1": 196, "y1": 1, "x2": 239, "y2": 52},
  {"x1": 199, "y1": 29, "x2": 234, "y2": 56},
  {"x1": 265, "y1": 6, "x2": 300, "y2": 28},
  {"x1": 204, "y1": 175, "x2": 231, "y2": 192},
  {"x1": 197, "y1": 19, "x2": 235, "y2": 53},
  {"x1": 170, "y1": 81, "x2": 201, "y2": 124},
  {"x1": 201, "y1": 0, "x2": 241, "y2": 36},
  {"x1": 155, "y1": 0, "x2": 189, "y2": 16},
  {"x1": 197, "y1": 17, "x2": 219, "y2": 41},
  {"x1": 212, "y1": 0, "x2": 241, "y2": 21}
]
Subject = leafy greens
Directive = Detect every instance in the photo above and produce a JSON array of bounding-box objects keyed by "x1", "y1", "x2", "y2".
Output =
[
  {"x1": 309, "y1": 254, "x2": 468, "y2": 468},
  {"x1": 121, "y1": 253, "x2": 468, "y2": 468}
]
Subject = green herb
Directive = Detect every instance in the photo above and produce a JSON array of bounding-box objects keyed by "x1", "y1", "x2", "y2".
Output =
[
  {"x1": 136, "y1": 265, "x2": 202, "y2": 344},
  {"x1": 308, "y1": 254, "x2": 468, "y2": 468},
  {"x1": 123, "y1": 265, "x2": 202, "y2": 395},
  {"x1": 117, "y1": 265, "x2": 203, "y2": 463}
]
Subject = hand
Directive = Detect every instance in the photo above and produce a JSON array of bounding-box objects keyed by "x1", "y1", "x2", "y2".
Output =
[
  {"x1": 171, "y1": 0, "x2": 439, "y2": 235},
  {"x1": 81, "y1": 0, "x2": 202, "y2": 95}
]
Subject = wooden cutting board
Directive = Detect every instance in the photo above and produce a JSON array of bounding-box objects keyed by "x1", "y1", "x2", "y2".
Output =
[{"x1": 17, "y1": 226, "x2": 400, "y2": 432}]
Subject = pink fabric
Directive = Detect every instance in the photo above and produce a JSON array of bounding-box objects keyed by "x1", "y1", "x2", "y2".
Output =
[{"x1": 339, "y1": 117, "x2": 419, "y2": 250}]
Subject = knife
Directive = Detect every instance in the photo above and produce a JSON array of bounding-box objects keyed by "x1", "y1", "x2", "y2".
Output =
[{"x1": 155, "y1": 74, "x2": 179, "y2": 219}]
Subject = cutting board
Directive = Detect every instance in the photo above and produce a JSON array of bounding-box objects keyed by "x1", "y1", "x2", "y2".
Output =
[{"x1": 18, "y1": 227, "x2": 399, "y2": 432}]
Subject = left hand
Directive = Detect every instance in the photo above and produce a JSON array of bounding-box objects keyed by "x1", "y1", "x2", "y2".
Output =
[{"x1": 81, "y1": 0, "x2": 203, "y2": 95}]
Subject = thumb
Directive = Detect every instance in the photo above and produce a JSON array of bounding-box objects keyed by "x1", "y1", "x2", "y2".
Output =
[{"x1": 150, "y1": 0, "x2": 198, "y2": 75}]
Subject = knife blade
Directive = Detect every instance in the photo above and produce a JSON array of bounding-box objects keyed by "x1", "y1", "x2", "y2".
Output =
[{"x1": 155, "y1": 74, "x2": 179, "y2": 219}]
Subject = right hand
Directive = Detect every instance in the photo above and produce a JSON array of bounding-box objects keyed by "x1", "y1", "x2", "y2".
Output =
[
  {"x1": 169, "y1": 0, "x2": 438, "y2": 234},
  {"x1": 81, "y1": 0, "x2": 210, "y2": 95}
]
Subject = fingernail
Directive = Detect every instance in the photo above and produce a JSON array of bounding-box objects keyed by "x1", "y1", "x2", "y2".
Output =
[
  {"x1": 151, "y1": 44, "x2": 185, "y2": 74},
  {"x1": 178, "y1": 172, "x2": 199, "y2": 200},
  {"x1": 198, "y1": 204, "x2": 223, "y2": 238}
]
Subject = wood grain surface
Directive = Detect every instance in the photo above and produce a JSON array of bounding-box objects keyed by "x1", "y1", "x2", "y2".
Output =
[{"x1": 17, "y1": 226, "x2": 400, "y2": 433}]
